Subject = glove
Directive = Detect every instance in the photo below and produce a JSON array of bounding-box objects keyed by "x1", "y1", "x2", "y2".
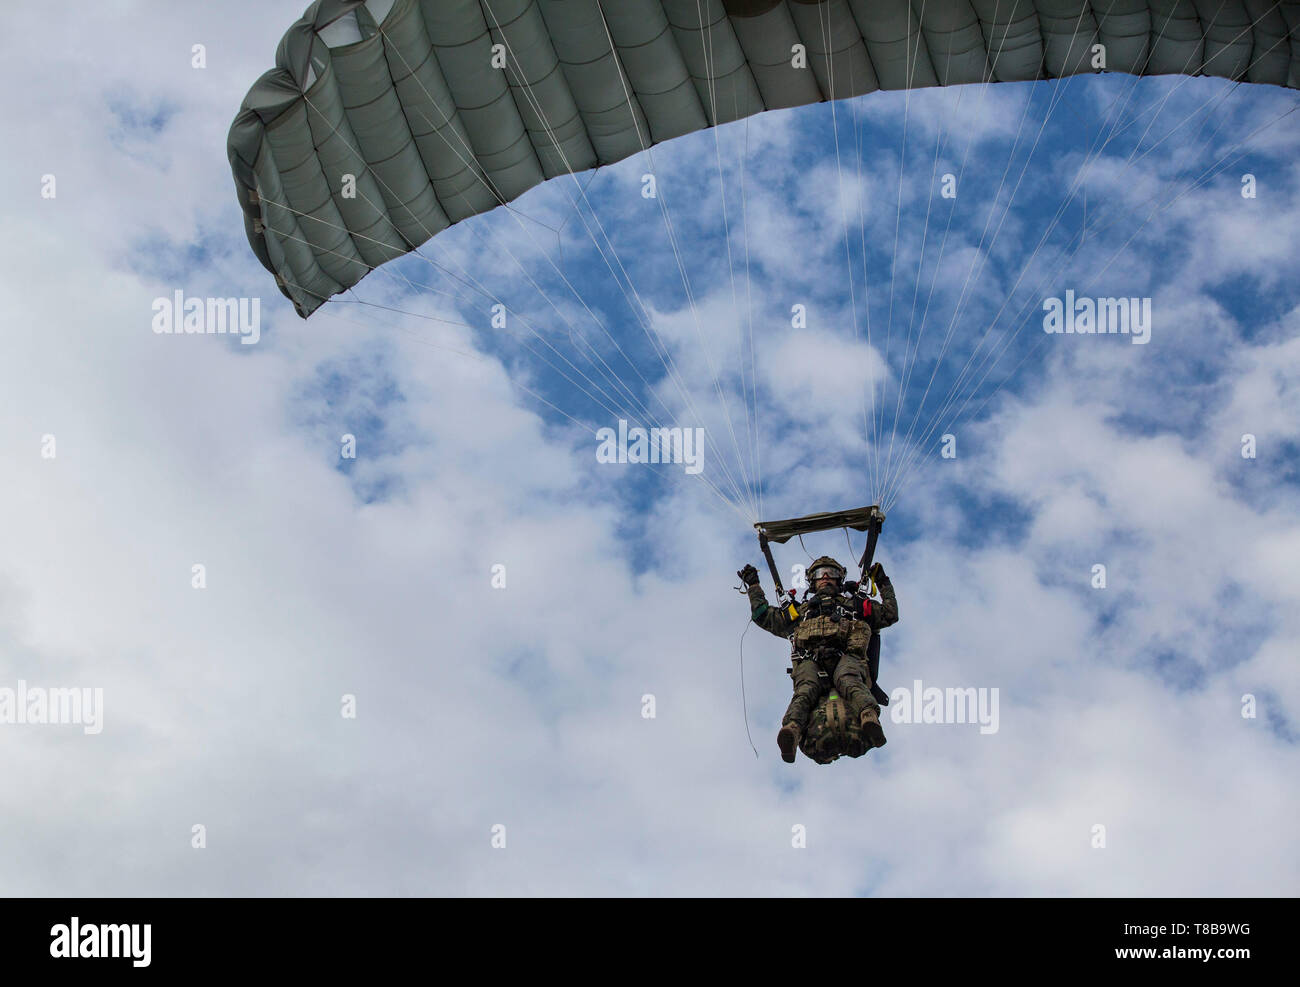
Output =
[
  {"x1": 738, "y1": 564, "x2": 760, "y2": 587},
  {"x1": 869, "y1": 562, "x2": 889, "y2": 585}
]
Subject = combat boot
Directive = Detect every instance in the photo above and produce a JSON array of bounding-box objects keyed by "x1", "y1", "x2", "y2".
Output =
[
  {"x1": 777, "y1": 721, "x2": 801, "y2": 763},
  {"x1": 859, "y1": 705, "x2": 887, "y2": 749}
]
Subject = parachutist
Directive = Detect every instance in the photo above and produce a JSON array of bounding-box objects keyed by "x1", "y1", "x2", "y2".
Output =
[{"x1": 743, "y1": 554, "x2": 897, "y2": 763}]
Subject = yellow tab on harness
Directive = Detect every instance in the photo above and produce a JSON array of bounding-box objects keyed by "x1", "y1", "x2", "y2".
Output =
[{"x1": 786, "y1": 603, "x2": 800, "y2": 620}]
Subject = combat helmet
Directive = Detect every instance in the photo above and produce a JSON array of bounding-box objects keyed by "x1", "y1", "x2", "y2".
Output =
[{"x1": 807, "y1": 556, "x2": 846, "y2": 590}]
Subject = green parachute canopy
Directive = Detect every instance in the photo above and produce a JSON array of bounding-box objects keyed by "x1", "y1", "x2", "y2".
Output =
[{"x1": 228, "y1": 0, "x2": 1300, "y2": 318}]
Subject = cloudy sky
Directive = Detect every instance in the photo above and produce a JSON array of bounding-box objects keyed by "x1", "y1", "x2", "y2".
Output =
[{"x1": 1, "y1": 1, "x2": 1297, "y2": 896}]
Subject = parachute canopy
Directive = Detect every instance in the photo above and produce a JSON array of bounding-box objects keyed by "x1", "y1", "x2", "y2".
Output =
[{"x1": 228, "y1": 0, "x2": 1300, "y2": 318}]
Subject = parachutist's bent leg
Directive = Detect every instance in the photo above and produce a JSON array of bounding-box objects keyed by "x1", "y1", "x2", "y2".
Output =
[
  {"x1": 779, "y1": 658, "x2": 822, "y2": 763},
  {"x1": 832, "y1": 653, "x2": 887, "y2": 749}
]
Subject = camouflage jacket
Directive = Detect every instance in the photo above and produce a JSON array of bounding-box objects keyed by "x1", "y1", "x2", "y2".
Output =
[{"x1": 746, "y1": 578, "x2": 898, "y2": 658}]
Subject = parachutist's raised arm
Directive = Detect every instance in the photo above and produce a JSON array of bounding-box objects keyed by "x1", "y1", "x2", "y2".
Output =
[
  {"x1": 748, "y1": 572, "x2": 795, "y2": 639},
  {"x1": 869, "y1": 564, "x2": 898, "y2": 629}
]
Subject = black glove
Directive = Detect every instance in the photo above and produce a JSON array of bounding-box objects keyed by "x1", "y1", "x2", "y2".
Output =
[
  {"x1": 869, "y1": 562, "x2": 889, "y2": 585},
  {"x1": 738, "y1": 563, "x2": 760, "y2": 587}
]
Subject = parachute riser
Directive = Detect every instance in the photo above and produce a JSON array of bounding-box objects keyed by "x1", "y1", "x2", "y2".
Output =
[
  {"x1": 757, "y1": 532, "x2": 786, "y2": 598},
  {"x1": 857, "y1": 509, "x2": 884, "y2": 582}
]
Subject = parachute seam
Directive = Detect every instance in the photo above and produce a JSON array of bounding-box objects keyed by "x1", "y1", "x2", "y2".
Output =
[
  {"x1": 317, "y1": 9, "x2": 433, "y2": 288},
  {"x1": 485, "y1": 2, "x2": 592, "y2": 194},
  {"x1": 912, "y1": 0, "x2": 943, "y2": 87},
  {"x1": 843, "y1": 1, "x2": 882, "y2": 97},
  {"x1": 267, "y1": 78, "x2": 363, "y2": 310},
  {"x1": 666, "y1": 1, "x2": 729, "y2": 127},
  {"x1": 429, "y1": 14, "x2": 546, "y2": 198}
]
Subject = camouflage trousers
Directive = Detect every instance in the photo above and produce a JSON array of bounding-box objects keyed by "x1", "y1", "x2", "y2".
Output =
[{"x1": 783, "y1": 650, "x2": 878, "y2": 728}]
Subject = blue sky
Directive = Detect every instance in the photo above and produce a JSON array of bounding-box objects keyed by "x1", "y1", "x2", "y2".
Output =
[{"x1": 0, "y1": 1, "x2": 1298, "y2": 896}]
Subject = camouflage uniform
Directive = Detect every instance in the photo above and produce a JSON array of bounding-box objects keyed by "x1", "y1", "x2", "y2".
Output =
[{"x1": 745, "y1": 575, "x2": 898, "y2": 730}]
